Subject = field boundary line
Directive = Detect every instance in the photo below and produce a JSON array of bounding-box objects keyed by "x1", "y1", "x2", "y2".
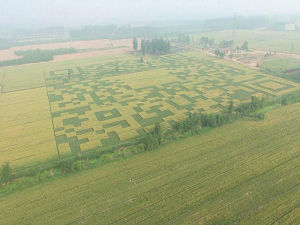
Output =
[
  {"x1": 44, "y1": 71, "x2": 60, "y2": 158},
  {"x1": 1, "y1": 85, "x2": 46, "y2": 94}
]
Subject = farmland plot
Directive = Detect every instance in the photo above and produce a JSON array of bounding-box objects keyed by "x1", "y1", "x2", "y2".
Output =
[
  {"x1": 0, "y1": 87, "x2": 57, "y2": 166},
  {"x1": 44, "y1": 52, "x2": 299, "y2": 155},
  {"x1": 0, "y1": 103, "x2": 299, "y2": 225}
]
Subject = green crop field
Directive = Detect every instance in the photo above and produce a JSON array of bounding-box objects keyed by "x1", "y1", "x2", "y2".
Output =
[
  {"x1": 262, "y1": 57, "x2": 300, "y2": 83},
  {"x1": 0, "y1": 51, "x2": 299, "y2": 166},
  {"x1": 0, "y1": 103, "x2": 299, "y2": 225},
  {"x1": 196, "y1": 30, "x2": 300, "y2": 54}
]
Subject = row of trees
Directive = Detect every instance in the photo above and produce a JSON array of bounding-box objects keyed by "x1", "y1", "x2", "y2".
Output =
[
  {"x1": 133, "y1": 38, "x2": 171, "y2": 55},
  {"x1": 133, "y1": 38, "x2": 138, "y2": 51},
  {"x1": 178, "y1": 35, "x2": 215, "y2": 47},
  {"x1": 214, "y1": 40, "x2": 248, "y2": 59},
  {"x1": 239, "y1": 41, "x2": 249, "y2": 51},
  {"x1": 1, "y1": 162, "x2": 11, "y2": 184},
  {"x1": 14, "y1": 48, "x2": 77, "y2": 57},
  {"x1": 198, "y1": 37, "x2": 215, "y2": 47},
  {"x1": 179, "y1": 35, "x2": 248, "y2": 53},
  {"x1": 214, "y1": 49, "x2": 226, "y2": 58},
  {"x1": 220, "y1": 40, "x2": 234, "y2": 48},
  {"x1": 178, "y1": 34, "x2": 191, "y2": 45},
  {"x1": 139, "y1": 96, "x2": 268, "y2": 152},
  {"x1": 219, "y1": 40, "x2": 248, "y2": 51},
  {"x1": 176, "y1": 33, "x2": 249, "y2": 54}
]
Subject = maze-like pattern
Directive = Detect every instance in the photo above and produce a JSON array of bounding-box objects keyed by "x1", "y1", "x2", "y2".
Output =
[{"x1": 45, "y1": 53, "x2": 299, "y2": 155}]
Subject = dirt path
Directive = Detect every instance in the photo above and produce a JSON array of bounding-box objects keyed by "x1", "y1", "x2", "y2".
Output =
[
  {"x1": 193, "y1": 47, "x2": 300, "y2": 71},
  {"x1": 252, "y1": 50, "x2": 300, "y2": 59},
  {"x1": 193, "y1": 47, "x2": 261, "y2": 70}
]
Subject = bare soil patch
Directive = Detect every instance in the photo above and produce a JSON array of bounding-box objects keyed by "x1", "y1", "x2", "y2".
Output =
[
  {"x1": 0, "y1": 39, "x2": 132, "y2": 62},
  {"x1": 0, "y1": 49, "x2": 23, "y2": 61},
  {"x1": 52, "y1": 47, "x2": 130, "y2": 62}
]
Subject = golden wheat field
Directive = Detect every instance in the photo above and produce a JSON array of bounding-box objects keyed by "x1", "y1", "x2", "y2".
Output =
[
  {"x1": 0, "y1": 51, "x2": 299, "y2": 166},
  {"x1": 0, "y1": 103, "x2": 299, "y2": 225},
  {"x1": 0, "y1": 87, "x2": 57, "y2": 167}
]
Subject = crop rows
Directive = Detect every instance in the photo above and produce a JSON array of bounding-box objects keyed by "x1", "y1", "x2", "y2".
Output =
[
  {"x1": 0, "y1": 104, "x2": 299, "y2": 224},
  {"x1": 0, "y1": 87, "x2": 57, "y2": 166}
]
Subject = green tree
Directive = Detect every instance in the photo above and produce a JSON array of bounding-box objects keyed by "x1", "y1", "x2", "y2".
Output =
[
  {"x1": 281, "y1": 96, "x2": 289, "y2": 105},
  {"x1": 186, "y1": 35, "x2": 190, "y2": 45},
  {"x1": 220, "y1": 51, "x2": 225, "y2": 58},
  {"x1": 1, "y1": 162, "x2": 12, "y2": 184},
  {"x1": 167, "y1": 41, "x2": 171, "y2": 53},
  {"x1": 140, "y1": 38, "x2": 170, "y2": 55},
  {"x1": 251, "y1": 96, "x2": 262, "y2": 110},
  {"x1": 242, "y1": 41, "x2": 248, "y2": 51},
  {"x1": 209, "y1": 38, "x2": 215, "y2": 47},
  {"x1": 228, "y1": 100, "x2": 234, "y2": 114},
  {"x1": 141, "y1": 40, "x2": 146, "y2": 55},
  {"x1": 214, "y1": 50, "x2": 219, "y2": 57},
  {"x1": 154, "y1": 122, "x2": 163, "y2": 144},
  {"x1": 214, "y1": 49, "x2": 225, "y2": 58},
  {"x1": 133, "y1": 38, "x2": 138, "y2": 51}
]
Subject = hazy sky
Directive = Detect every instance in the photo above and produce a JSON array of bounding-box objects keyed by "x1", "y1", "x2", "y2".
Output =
[{"x1": 1, "y1": 0, "x2": 299, "y2": 27}]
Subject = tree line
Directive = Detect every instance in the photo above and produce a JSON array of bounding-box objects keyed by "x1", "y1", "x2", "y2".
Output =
[
  {"x1": 136, "y1": 91, "x2": 298, "y2": 153},
  {"x1": 138, "y1": 96, "x2": 268, "y2": 151},
  {"x1": 214, "y1": 49, "x2": 226, "y2": 58},
  {"x1": 220, "y1": 40, "x2": 234, "y2": 48},
  {"x1": 198, "y1": 37, "x2": 215, "y2": 47},
  {"x1": 178, "y1": 34, "x2": 191, "y2": 45},
  {"x1": 214, "y1": 40, "x2": 248, "y2": 59},
  {"x1": 238, "y1": 41, "x2": 248, "y2": 51},
  {"x1": 178, "y1": 35, "x2": 215, "y2": 47},
  {"x1": 177, "y1": 34, "x2": 248, "y2": 55},
  {"x1": 218, "y1": 40, "x2": 248, "y2": 50},
  {"x1": 133, "y1": 38, "x2": 171, "y2": 55}
]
